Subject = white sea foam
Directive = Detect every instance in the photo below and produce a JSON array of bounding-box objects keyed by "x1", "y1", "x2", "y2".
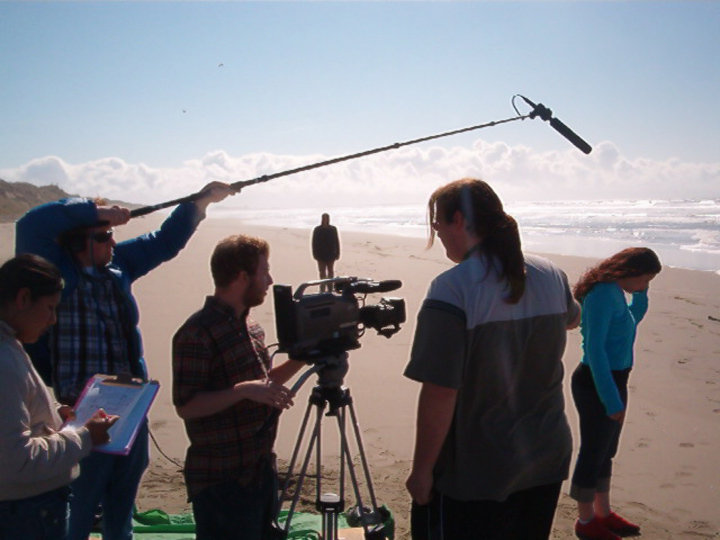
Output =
[{"x1": 215, "y1": 199, "x2": 720, "y2": 273}]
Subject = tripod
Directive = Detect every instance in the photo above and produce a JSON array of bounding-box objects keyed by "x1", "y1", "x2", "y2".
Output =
[{"x1": 271, "y1": 354, "x2": 388, "y2": 540}]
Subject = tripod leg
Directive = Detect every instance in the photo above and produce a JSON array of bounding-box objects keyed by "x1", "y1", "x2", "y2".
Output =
[
  {"x1": 274, "y1": 400, "x2": 324, "y2": 536},
  {"x1": 334, "y1": 410, "x2": 368, "y2": 513},
  {"x1": 333, "y1": 400, "x2": 387, "y2": 539},
  {"x1": 347, "y1": 400, "x2": 380, "y2": 511},
  {"x1": 316, "y1": 403, "x2": 323, "y2": 509},
  {"x1": 277, "y1": 400, "x2": 313, "y2": 509}
]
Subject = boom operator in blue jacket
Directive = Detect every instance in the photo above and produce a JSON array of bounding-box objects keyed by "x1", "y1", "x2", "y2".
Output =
[{"x1": 14, "y1": 181, "x2": 233, "y2": 540}]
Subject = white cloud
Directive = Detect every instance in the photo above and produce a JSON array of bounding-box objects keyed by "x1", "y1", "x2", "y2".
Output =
[{"x1": 1, "y1": 139, "x2": 718, "y2": 212}]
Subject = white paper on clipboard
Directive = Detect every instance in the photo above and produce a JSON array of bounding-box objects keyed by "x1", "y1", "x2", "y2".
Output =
[{"x1": 65, "y1": 374, "x2": 159, "y2": 455}]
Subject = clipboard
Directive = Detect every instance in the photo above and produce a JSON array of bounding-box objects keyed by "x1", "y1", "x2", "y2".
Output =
[{"x1": 65, "y1": 373, "x2": 160, "y2": 455}]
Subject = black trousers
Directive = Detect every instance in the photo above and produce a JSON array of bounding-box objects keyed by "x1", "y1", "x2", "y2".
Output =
[
  {"x1": 411, "y1": 482, "x2": 563, "y2": 540},
  {"x1": 192, "y1": 460, "x2": 276, "y2": 540},
  {"x1": 570, "y1": 363, "x2": 630, "y2": 501}
]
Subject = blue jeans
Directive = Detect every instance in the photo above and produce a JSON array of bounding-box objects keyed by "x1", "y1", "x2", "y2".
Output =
[
  {"x1": 68, "y1": 423, "x2": 149, "y2": 540},
  {"x1": 0, "y1": 486, "x2": 71, "y2": 540},
  {"x1": 192, "y1": 460, "x2": 276, "y2": 540}
]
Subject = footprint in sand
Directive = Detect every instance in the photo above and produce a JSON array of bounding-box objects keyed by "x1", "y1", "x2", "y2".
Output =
[
  {"x1": 624, "y1": 501, "x2": 651, "y2": 516},
  {"x1": 682, "y1": 520, "x2": 716, "y2": 538},
  {"x1": 636, "y1": 438, "x2": 650, "y2": 448}
]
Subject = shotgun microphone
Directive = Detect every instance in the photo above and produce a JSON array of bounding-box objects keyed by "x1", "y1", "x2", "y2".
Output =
[
  {"x1": 345, "y1": 279, "x2": 402, "y2": 294},
  {"x1": 521, "y1": 96, "x2": 592, "y2": 154}
]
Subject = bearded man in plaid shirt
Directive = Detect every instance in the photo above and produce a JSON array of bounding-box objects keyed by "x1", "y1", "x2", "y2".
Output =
[{"x1": 172, "y1": 234, "x2": 304, "y2": 540}]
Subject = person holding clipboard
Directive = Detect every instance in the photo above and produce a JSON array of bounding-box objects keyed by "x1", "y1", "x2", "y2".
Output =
[{"x1": 0, "y1": 254, "x2": 117, "y2": 540}]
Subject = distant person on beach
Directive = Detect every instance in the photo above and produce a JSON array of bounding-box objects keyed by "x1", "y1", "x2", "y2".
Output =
[
  {"x1": 311, "y1": 213, "x2": 340, "y2": 292},
  {"x1": 569, "y1": 247, "x2": 661, "y2": 540},
  {"x1": 172, "y1": 234, "x2": 304, "y2": 540},
  {"x1": 404, "y1": 177, "x2": 581, "y2": 539},
  {"x1": 14, "y1": 182, "x2": 233, "y2": 540},
  {"x1": 0, "y1": 254, "x2": 117, "y2": 540}
]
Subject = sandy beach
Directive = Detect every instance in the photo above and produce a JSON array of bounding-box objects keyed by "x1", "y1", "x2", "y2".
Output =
[{"x1": 2, "y1": 214, "x2": 719, "y2": 539}]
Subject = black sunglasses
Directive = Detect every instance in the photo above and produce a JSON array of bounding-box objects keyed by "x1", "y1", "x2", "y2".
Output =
[{"x1": 90, "y1": 230, "x2": 114, "y2": 243}]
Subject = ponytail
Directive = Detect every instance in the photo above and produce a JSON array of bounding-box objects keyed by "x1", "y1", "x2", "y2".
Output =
[
  {"x1": 483, "y1": 213, "x2": 525, "y2": 303},
  {"x1": 428, "y1": 178, "x2": 525, "y2": 304}
]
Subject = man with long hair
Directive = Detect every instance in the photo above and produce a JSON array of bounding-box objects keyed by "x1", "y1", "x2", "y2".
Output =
[{"x1": 405, "y1": 178, "x2": 581, "y2": 539}]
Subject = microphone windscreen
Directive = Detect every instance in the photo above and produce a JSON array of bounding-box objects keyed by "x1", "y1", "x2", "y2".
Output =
[
  {"x1": 375, "y1": 279, "x2": 402, "y2": 292},
  {"x1": 350, "y1": 279, "x2": 402, "y2": 294},
  {"x1": 550, "y1": 117, "x2": 592, "y2": 154}
]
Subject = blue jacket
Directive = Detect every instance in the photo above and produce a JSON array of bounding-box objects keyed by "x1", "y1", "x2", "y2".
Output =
[
  {"x1": 15, "y1": 197, "x2": 204, "y2": 387},
  {"x1": 580, "y1": 282, "x2": 649, "y2": 415}
]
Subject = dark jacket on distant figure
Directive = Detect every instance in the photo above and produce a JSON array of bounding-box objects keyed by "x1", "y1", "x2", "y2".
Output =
[{"x1": 312, "y1": 225, "x2": 340, "y2": 262}]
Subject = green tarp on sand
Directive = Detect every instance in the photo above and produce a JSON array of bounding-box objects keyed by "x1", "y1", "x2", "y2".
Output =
[{"x1": 88, "y1": 506, "x2": 394, "y2": 539}]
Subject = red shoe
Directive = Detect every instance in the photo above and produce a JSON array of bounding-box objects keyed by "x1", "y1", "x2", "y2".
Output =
[
  {"x1": 575, "y1": 517, "x2": 621, "y2": 540},
  {"x1": 600, "y1": 512, "x2": 641, "y2": 537}
]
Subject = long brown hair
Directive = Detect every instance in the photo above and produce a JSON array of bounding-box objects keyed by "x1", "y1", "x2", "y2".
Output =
[
  {"x1": 573, "y1": 247, "x2": 661, "y2": 301},
  {"x1": 428, "y1": 178, "x2": 525, "y2": 303}
]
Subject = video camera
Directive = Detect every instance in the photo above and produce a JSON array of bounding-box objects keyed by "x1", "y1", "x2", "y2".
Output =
[{"x1": 273, "y1": 277, "x2": 405, "y2": 360}]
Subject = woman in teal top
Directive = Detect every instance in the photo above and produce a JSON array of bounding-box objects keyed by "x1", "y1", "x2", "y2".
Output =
[{"x1": 569, "y1": 248, "x2": 661, "y2": 540}]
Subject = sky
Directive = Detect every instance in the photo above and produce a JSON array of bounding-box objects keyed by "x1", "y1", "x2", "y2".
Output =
[{"x1": 1, "y1": 1, "x2": 719, "y2": 211}]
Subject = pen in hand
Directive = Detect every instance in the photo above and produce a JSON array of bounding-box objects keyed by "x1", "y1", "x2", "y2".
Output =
[{"x1": 85, "y1": 409, "x2": 119, "y2": 446}]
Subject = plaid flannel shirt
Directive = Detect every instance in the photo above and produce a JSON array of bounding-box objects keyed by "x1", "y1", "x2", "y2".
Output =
[
  {"x1": 54, "y1": 269, "x2": 132, "y2": 403},
  {"x1": 172, "y1": 296, "x2": 275, "y2": 500}
]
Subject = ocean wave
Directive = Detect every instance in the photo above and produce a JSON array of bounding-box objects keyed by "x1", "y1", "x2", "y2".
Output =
[{"x1": 216, "y1": 199, "x2": 720, "y2": 272}]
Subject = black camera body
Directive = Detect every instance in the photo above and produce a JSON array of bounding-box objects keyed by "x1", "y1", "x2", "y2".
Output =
[{"x1": 273, "y1": 277, "x2": 405, "y2": 360}]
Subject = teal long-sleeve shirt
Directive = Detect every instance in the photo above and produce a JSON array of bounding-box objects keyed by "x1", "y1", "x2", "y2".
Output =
[{"x1": 580, "y1": 282, "x2": 649, "y2": 415}]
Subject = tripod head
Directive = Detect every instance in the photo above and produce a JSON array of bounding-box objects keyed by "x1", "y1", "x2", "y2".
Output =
[
  {"x1": 300, "y1": 353, "x2": 351, "y2": 417},
  {"x1": 314, "y1": 353, "x2": 349, "y2": 390}
]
